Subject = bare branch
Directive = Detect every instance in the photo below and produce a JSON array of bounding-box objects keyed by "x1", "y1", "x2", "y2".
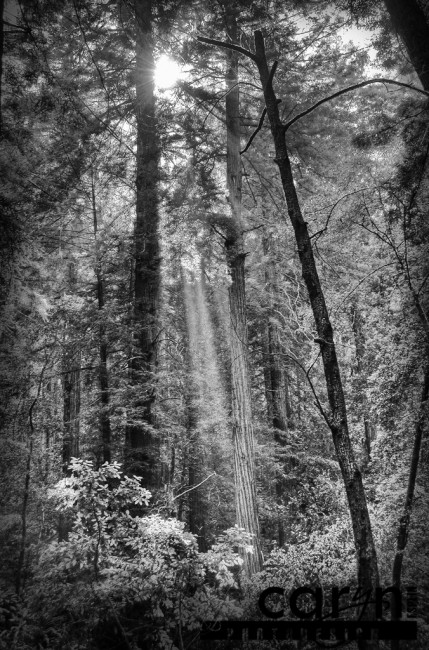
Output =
[
  {"x1": 242, "y1": 224, "x2": 265, "y2": 234},
  {"x1": 418, "y1": 270, "x2": 429, "y2": 295},
  {"x1": 174, "y1": 473, "x2": 216, "y2": 500},
  {"x1": 210, "y1": 223, "x2": 228, "y2": 241},
  {"x1": 282, "y1": 352, "x2": 332, "y2": 428},
  {"x1": 241, "y1": 97, "x2": 280, "y2": 155},
  {"x1": 332, "y1": 261, "x2": 396, "y2": 313},
  {"x1": 310, "y1": 188, "x2": 368, "y2": 241},
  {"x1": 197, "y1": 35, "x2": 258, "y2": 63},
  {"x1": 284, "y1": 79, "x2": 429, "y2": 131},
  {"x1": 241, "y1": 107, "x2": 267, "y2": 154}
]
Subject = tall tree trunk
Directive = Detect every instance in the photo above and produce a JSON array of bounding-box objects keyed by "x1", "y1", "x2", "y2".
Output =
[
  {"x1": 263, "y1": 232, "x2": 291, "y2": 546},
  {"x1": 62, "y1": 249, "x2": 81, "y2": 476},
  {"x1": 125, "y1": 0, "x2": 160, "y2": 488},
  {"x1": 263, "y1": 329, "x2": 275, "y2": 426},
  {"x1": 58, "y1": 202, "x2": 83, "y2": 540},
  {"x1": 391, "y1": 360, "x2": 429, "y2": 650},
  {"x1": 383, "y1": 0, "x2": 429, "y2": 91},
  {"x1": 389, "y1": 275, "x2": 429, "y2": 648},
  {"x1": 350, "y1": 297, "x2": 373, "y2": 466},
  {"x1": 224, "y1": 11, "x2": 263, "y2": 575},
  {"x1": 381, "y1": 11, "x2": 429, "y2": 644},
  {"x1": 16, "y1": 366, "x2": 44, "y2": 594},
  {"x1": 91, "y1": 171, "x2": 111, "y2": 464},
  {"x1": 263, "y1": 233, "x2": 290, "y2": 438},
  {"x1": 251, "y1": 30, "x2": 379, "y2": 627}
]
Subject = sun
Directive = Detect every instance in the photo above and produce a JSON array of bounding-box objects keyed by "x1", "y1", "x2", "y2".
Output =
[{"x1": 154, "y1": 55, "x2": 182, "y2": 90}]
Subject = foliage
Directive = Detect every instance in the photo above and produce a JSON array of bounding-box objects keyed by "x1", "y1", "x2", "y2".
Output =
[{"x1": 1, "y1": 460, "x2": 249, "y2": 650}]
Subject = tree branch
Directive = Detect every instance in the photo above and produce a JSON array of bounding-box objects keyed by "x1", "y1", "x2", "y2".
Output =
[
  {"x1": 241, "y1": 107, "x2": 267, "y2": 154},
  {"x1": 284, "y1": 79, "x2": 429, "y2": 131},
  {"x1": 241, "y1": 90, "x2": 280, "y2": 155},
  {"x1": 174, "y1": 473, "x2": 216, "y2": 500},
  {"x1": 210, "y1": 223, "x2": 228, "y2": 241},
  {"x1": 197, "y1": 35, "x2": 258, "y2": 63},
  {"x1": 282, "y1": 352, "x2": 332, "y2": 428}
]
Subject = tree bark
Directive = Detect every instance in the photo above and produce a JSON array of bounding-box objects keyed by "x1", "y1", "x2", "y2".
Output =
[
  {"x1": 125, "y1": 0, "x2": 160, "y2": 488},
  {"x1": 263, "y1": 232, "x2": 291, "y2": 546},
  {"x1": 384, "y1": 0, "x2": 429, "y2": 91},
  {"x1": 252, "y1": 29, "x2": 379, "y2": 622},
  {"x1": 16, "y1": 367, "x2": 44, "y2": 594},
  {"x1": 263, "y1": 233, "x2": 290, "y2": 438},
  {"x1": 224, "y1": 12, "x2": 263, "y2": 575}
]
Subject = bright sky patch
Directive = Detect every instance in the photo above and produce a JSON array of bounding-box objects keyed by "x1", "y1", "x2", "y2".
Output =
[{"x1": 154, "y1": 55, "x2": 182, "y2": 89}]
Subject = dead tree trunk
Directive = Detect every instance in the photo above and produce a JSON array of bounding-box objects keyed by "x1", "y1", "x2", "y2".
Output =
[{"x1": 125, "y1": 0, "x2": 161, "y2": 488}]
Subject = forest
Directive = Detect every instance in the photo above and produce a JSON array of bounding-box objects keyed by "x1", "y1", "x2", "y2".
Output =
[{"x1": 0, "y1": 0, "x2": 428, "y2": 648}]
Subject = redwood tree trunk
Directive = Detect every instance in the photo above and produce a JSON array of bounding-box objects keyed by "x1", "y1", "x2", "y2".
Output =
[
  {"x1": 224, "y1": 12, "x2": 263, "y2": 575},
  {"x1": 252, "y1": 29, "x2": 379, "y2": 622},
  {"x1": 227, "y1": 239, "x2": 263, "y2": 574},
  {"x1": 125, "y1": 0, "x2": 160, "y2": 487},
  {"x1": 263, "y1": 232, "x2": 291, "y2": 546}
]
